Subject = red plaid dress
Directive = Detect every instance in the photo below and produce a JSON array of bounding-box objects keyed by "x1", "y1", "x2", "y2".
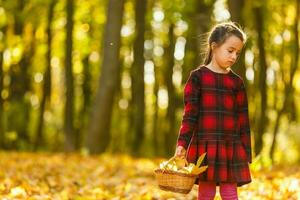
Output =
[{"x1": 177, "y1": 66, "x2": 252, "y2": 187}]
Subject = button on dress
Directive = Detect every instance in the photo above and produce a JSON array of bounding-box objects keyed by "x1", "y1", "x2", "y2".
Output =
[{"x1": 177, "y1": 66, "x2": 252, "y2": 186}]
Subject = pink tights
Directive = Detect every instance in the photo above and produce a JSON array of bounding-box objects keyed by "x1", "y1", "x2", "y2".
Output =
[{"x1": 198, "y1": 182, "x2": 238, "y2": 200}]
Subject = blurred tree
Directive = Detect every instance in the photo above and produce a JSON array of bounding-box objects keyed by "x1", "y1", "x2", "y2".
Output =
[
  {"x1": 228, "y1": 0, "x2": 247, "y2": 81},
  {"x1": 228, "y1": 0, "x2": 244, "y2": 23},
  {"x1": 0, "y1": 25, "x2": 5, "y2": 148},
  {"x1": 74, "y1": 5, "x2": 95, "y2": 150},
  {"x1": 152, "y1": 63, "x2": 160, "y2": 155},
  {"x1": 34, "y1": 0, "x2": 56, "y2": 151},
  {"x1": 130, "y1": 0, "x2": 147, "y2": 155},
  {"x1": 8, "y1": 0, "x2": 33, "y2": 149},
  {"x1": 252, "y1": 4, "x2": 268, "y2": 157},
  {"x1": 149, "y1": 2, "x2": 160, "y2": 155},
  {"x1": 13, "y1": 0, "x2": 24, "y2": 35},
  {"x1": 76, "y1": 54, "x2": 92, "y2": 149},
  {"x1": 86, "y1": 0, "x2": 125, "y2": 153},
  {"x1": 270, "y1": 0, "x2": 299, "y2": 161},
  {"x1": 64, "y1": 0, "x2": 75, "y2": 152},
  {"x1": 181, "y1": 0, "x2": 215, "y2": 83},
  {"x1": 163, "y1": 22, "x2": 176, "y2": 156}
]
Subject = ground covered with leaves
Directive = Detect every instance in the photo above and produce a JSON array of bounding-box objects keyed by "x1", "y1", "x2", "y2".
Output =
[{"x1": 0, "y1": 151, "x2": 299, "y2": 200}]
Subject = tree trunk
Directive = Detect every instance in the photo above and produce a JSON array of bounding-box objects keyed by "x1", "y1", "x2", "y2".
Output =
[
  {"x1": 14, "y1": 0, "x2": 24, "y2": 35},
  {"x1": 147, "y1": 0, "x2": 159, "y2": 155},
  {"x1": 152, "y1": 68, "x2": 159, "y2": 155},
  {"x1": 163, "y1": 23, "x2": 176, "y2": 156},
  {"x1": 86, "y1": 0, "x2": 125, "y2": 154},
  {"x1": 253, "y1": 6, "x2": 268, "y2": 156},
  {"x1": 195, "y1": 1, "x2": 215, "y2": 65},
  {"x1": 34, "y1": 0, "x2": 55, "y2": 151},
  {"x1": 75, "y1": 12, "x2": 95, "y2": 149},
  {"x1": 7, "y1": 0, "x2": 32, "y2": 149},
  {"x1": 130, "y1": 0, "x2": 147, "y2": 155},
  {"x1": 75, "y1": 55, "x2": 92, "y2": 149},
  {"x1": 228, "y1": 0, "x2": 247, "y2": 82},
  {"x1": 182, "y1": 0, "x2": 215, "y2": 83},
  {"x1": 64, "y1": 0, "x2": 75, "y2": 152},
  {"x1": 110, "y1": 65, "x2": 123, "y2": 153},
  {"x1": 228, "y1": 0, "x2": 244, "y2": 23},
  {"x1": 0, "y1": 29, "x2": 4, "y2": 148},
  {"x1": 81, "y1": 55, "x2": 92, "y2": 121},
  {"x1": 181, "y1": 22, "x2": 199, "y2": 83},
  {"x1": 270, "y1": 0, "x2": 299, "y2": 160}
]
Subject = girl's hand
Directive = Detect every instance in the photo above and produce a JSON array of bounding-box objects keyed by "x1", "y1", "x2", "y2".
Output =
[{"x1": 175, "y1": 146, "x2": 186, "y2": 158}]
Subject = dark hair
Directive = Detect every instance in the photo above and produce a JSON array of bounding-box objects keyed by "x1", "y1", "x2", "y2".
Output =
[{"x1": 203, "y1": 22, "x2": 247, "y2": 65}]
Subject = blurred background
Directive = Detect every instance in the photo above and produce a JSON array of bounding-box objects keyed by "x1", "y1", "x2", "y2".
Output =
[{"x1": 0, "y1": 0, "x2": 299, "y2": 168}]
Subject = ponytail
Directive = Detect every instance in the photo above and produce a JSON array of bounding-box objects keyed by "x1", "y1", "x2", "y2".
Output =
[{"x1": 203, "y1": 48, "x2": 212, "y2": 65}]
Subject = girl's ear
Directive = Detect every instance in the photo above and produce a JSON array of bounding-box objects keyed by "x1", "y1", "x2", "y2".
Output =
[{"x1": 211, "y1": 42, "x2": 217, "y2": 51}]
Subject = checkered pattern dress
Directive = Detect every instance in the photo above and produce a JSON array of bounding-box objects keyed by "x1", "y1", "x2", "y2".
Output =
[{"x1": 177, "y1": 66, "x2": 252, "y2": 187}]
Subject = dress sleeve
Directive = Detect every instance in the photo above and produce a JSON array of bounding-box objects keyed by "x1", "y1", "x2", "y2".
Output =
[
  {"x1": 236, "y1": 79, "x2": 252, "y2": 163},
  {"x1": 176, "y1": 71, "x2": 200, "y2": 150}
]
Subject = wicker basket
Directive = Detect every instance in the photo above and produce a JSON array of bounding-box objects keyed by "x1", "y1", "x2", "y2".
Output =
[
  {"x1": 154, "y1": 157, "x2": 197, "y2": 194},
  {"x1": 154, "y1": 168, "x2": 197, "y2": 194}
]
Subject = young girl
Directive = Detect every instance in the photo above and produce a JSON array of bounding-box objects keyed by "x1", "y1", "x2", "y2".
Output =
[{"x1": 175, "y1": 22, "x2": 252, "y2": 200}]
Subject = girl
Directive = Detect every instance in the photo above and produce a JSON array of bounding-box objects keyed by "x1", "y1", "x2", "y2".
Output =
[{"x1": 175, "y1": 22, "x2": 252, "y2": 200}]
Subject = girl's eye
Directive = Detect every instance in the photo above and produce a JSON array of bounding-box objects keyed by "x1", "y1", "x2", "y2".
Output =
[{"x1": 228, "y1": 50, "x2": 233, "y2": 53}]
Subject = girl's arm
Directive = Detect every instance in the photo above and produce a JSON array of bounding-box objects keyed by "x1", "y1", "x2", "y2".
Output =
[
  {"x1": 237, "y1": 79, "x2": 252, "y2": 163},
  {"x1": 176, "y1": 71, "x2": 200, "y2": 150}
]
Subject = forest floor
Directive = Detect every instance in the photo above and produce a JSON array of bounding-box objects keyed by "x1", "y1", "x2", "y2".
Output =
[{"x1": 0, "y1": 151, "x2": 299, "y2": 200}]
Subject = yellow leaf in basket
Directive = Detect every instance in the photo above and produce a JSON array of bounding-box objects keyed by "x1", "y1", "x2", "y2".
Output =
[
  {"x1": 163, "y1": 161, "x2": 176, "y2": 171},
  {"x1": 178, "y1": 168, "x2": 190, "y2": 174},
  {"x1": 180, "y1": 164, "x2": 193, "y2": 174},
  {"x1": 191, "y1": 165, "x2": 208, "y2": 175},
  {"x1": 196, "y1": 153, "x2": 206, "y2": 168},
  {"x1": 186, "y1": 163, "x2": 195, "y2": 173},
  {"x1": 169, "y1": 164, "x2": 178, "y2": 171},
  {"x1": 159, "y1": 161, "x2": 168, "y2": 169},
  {"x1": 174, "y1": 157, "x2": 186, "y2": 169}
]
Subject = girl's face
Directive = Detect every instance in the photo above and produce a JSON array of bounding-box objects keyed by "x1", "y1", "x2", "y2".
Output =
[{"x1": 211, "y1": 35, "x2": 244, "y2": 69}]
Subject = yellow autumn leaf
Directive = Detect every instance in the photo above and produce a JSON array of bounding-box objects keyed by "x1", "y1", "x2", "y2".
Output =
[
  {"x1": 191, "y1": 165, "x2": 208, "y2": 175},
  {"x1": 0, "y1": 152, "x2": 299, "y2": 199},
  {"x1": 159, "y1": 161, "x2": 168, "y2": 169},
  {"x1": 178, "y1": 168, "x2": 190, "y2": 174},
  {"x1": 186, "y1": 163, "x2": 196, "y2": 173},
  {"x1": 174, "y1": 157, "x2": 186, "y2": 169},
  {"x1": 10, "y1": 186, "x2": 27, "y2": 197},
  {"x1": 196, "y1": 152, "x2": 207, "y2": 168}
]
